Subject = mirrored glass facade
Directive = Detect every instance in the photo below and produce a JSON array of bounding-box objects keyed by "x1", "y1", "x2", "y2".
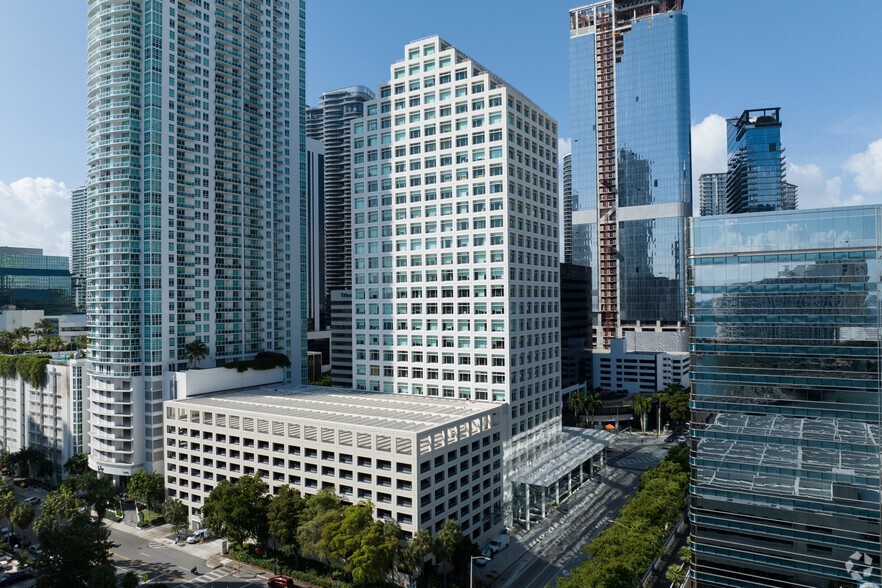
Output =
[
  {"x1": 688, "y1": 206, "x2": 882, "y2": 587},
  {"x1": 620, "y1": 217, "x2": 684, "y2": 322},
  {"x1": 726, "y1": 108, "x2": 792, "y2": 214},
  {"x1": 570, "y1": 2, "x2": 690, "y2": 336},
  {"x1": 0, "y1": 247, "x2": 72, "y2": 315}
]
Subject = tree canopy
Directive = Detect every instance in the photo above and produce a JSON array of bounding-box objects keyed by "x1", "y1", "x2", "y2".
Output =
[
  {"x1": 34, "y1": 487, "x2": 118, "y2": 588},
  {"x1": 200, "y1": 475, "x2": 270, "y2": 546},
  {"x1": 267, "y1": 485, "x2": 306, "y2": 556},
  {"x1": 165, "y1": 498, "x2": 189, "y2": 536},
  {"x1": 656, "y1": 384, "x2": 690, "y2": 423},
  {"x1": 557, "y1": 445, "x2": 690, "y2": 588},
  {"x1": 127, "y1": 471, "x2": 165, "y2": 509}
]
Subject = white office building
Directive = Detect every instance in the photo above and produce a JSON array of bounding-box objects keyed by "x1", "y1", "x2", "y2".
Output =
[
  {"x1": 164, "y1": 384, "x2": 506, "y2": 542},
  {"x1": 593, "y1": 338, "x2": 690, "y2": 396},
  {"x1": 350, "y1": 37, "x2": 562, "y2": 470},
  {"x1": 85, "y1": 0, "x2": 306, "y2": 479}
]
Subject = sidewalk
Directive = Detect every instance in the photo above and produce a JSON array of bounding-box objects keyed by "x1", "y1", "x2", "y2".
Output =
[
  {"x1": 476, "y1": 472, "x2": 615, "y2": 585},
  {"x1": 107, "y1": 519, "x2": 228, "y2": 565}
]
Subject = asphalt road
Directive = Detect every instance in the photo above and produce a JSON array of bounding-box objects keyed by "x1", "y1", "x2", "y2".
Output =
[
  {"x1": 108, "y1": 526, "x2": 272, "y2": 587},
  {"x1": 487, "y1": 440, "x2": 671, "y2": 588}
]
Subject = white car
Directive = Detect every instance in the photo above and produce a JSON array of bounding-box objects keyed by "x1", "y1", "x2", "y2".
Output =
[
  {"x1": 186, "y1": 529, "x2": 213, "y2": 544},
  {"x1": 487, "y1": 534, "x2": 510, "y2": 553}
]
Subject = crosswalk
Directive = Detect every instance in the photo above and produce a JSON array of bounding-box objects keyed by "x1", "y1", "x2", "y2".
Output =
[
  {"x1": 179, "y1": 565, "x2": 235, "y2": 585},
  {"x1": 615, "y1": 453, "x2": 661, "y2": 470}
]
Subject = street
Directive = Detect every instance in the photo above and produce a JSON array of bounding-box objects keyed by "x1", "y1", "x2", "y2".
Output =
[
  {"x1": 108, "y1": 524, "x2": 273, "y2": 587},
  {"x1": 475, "y1": 437, "x2": 672, "y2": 588}
]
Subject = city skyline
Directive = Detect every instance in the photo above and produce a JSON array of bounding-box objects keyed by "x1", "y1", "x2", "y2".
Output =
[{"x1": 2, "y1": 1, "x2": 882, "y2": 255}]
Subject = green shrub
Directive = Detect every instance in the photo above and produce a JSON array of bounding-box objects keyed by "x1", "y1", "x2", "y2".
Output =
[
  {"x1": 223, "y1": 351, "x2": 291, "y2": 373},
  {"x1": 229, "y1": 544, "x2": 352, "y2": 588},
  {"x1": 0, "y1": 354, "x2": 50, "y2": 388}
]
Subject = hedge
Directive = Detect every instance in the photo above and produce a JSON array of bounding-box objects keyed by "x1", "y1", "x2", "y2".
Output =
[
  {"x1": 223, "y1": 351, "x2": 291, "y2": 373},
  {"x1": 0, "y1": 354, "x2": 51, "y2": 388},
  {"x1": 229, "y1": 544, "x2": 349, "y2": 588}
]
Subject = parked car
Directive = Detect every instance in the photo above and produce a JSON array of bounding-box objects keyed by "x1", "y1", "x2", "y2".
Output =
[
  {"x1": 475, "y1": 546, "x2": 493, "y2": 566},
  {"x1": 29, "y1": 545, "x2": 42, "y2": 557},
  {"x1": 487, "y1": 534, "x2": 510, "y2": 553},
  {"x1": 267, "y1": 577, "x2": 296, "y2": 588},
  {"x1": 186, "y1": 529, "x2": 213, "y2": 544}
]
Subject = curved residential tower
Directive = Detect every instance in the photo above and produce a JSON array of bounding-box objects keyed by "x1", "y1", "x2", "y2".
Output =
[{"x1": 85, "y1": 0, "x2": 306, "y2": 479}]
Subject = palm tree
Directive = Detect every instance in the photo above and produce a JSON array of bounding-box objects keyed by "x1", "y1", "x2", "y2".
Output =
[
  {"x1": 10, "y1": 340, "x2": 26, "y2": 355},
  {"x1": 33, "y1": 319, "x2": 56, "y2": 339},
  {"x1": 183, "y1": 339, "x2": 209, "y2": 368},
  {"x1": 10, "y1": 502, "x2": 35, "y2": 545},
  {"x1": 567, "y1": 387, "x2": 605, "y2": 427},
  {"x1": 631, "y1": 395, "x2": 652, "y2": 434},
  {"x1": 48, "y1": 336, "x2": 67, "y2": 352},
  {"x1": 72, "y1": 335, "x2": 90, "y2": 356},
  {"x1": 0, "y1": 331, "x2": 13, "y2": 354},
  {"x1": 12, "y1": 326, "x2": 33, "y2": 345}
]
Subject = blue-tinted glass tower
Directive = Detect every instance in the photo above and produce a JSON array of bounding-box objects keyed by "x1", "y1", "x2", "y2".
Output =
[
  {"x1": 689, "y1": 207, "x2": 882, "y2": 587},
  {"x1": 726, "y1": 107, "x2": 793, "y2": 214},
  {"x1": 0, "y1": 247, "x2": 72, "y2": 315},
  {"x1": 569, "y1": 0, "x2": 691, "y2": 348}
]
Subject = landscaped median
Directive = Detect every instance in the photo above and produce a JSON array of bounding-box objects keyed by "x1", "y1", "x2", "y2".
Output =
[
  {"x1": 556, "y1": 445, "x2": 690, "y2": 588},
  {"x1": 228, "y1": 544, "x2": 350, "y2": 588}
]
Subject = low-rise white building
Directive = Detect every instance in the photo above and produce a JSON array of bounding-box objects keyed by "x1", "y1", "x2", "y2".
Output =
[
  {"x1": 164, "y1": 384, "x2": 506, "y2": 542},
  {"x1": 593, "y1": 338, "x2": 690, "y2": 396},
  {"x1": 0, "y1": 310, "x2": 88, "y2": 343},
  {"x1": 0, "y1": 355, "x2": 89, "y2": 477}
]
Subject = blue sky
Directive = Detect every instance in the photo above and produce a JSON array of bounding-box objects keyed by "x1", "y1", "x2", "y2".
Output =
[{"x1": 1, "y1": 1, "x2": 881, "y2": 255}]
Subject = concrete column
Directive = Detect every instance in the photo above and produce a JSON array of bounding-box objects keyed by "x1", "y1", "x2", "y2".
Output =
[
  {"x1": 568, "y1": 470, "x2": 572, "y2": 495},
  {"x1": 524, "y1": 484, "x2": 530, "y2": 531},
  {"x1": 555, "y1": 479, "x2": 560, "y2": 504},
  {"x1": 541, "y1": 486, "x2": 546, "y2": 519}
]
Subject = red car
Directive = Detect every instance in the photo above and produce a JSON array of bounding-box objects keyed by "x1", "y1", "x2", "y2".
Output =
[{"x1": 267, "y1": 577, "x2": 295, "y2": 588}]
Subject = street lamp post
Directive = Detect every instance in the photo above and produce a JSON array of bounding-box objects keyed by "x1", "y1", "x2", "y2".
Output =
[{"x1": 470, "y1": 555, "x2": 489, "y2": 588}]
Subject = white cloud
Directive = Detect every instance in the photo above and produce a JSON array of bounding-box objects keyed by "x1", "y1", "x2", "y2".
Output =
[
  {"x1": 787, "y1": 163, "x2": 863, "y2": 209},
  {"x1": 558, "y1": 137, "x2": 572, "y2": 156},
  {"x1": 0, "y1": 178, "x2": 72, "y2": 257},
  {"x1": 844, "y1": 139, "x2": 882, "y2": 193},
  {"x1": 690, "y1": 114, "x2": 727, "y2": 202}
]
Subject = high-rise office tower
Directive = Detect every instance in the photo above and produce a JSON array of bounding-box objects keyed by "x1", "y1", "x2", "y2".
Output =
[
  {"x1": 306, "y1": 138, "x2": 326, "y2": 332},
  {"x1": 305, "y1": 86, "x2": 375, "y2": 296},
  {"x1": 350, "y1": 36, "x2": 561, "y2": 460},
  {"x1": 569, "y1": 1, "x2": 691, "y2": 349},
  {"x1": 560, "y1": 262, "x2": 591, "y2": 388},
  {"x1": 698, "y1": 172, "x2": 726, "y2": 217},
  {"x1": 0, "y1": 247, "x2": 72, "y2": 315},
  {"x1": 726, "y1": 107, "x2": 794, "y2": 214},
  {"x1": 70, "y1": 186, "x2": 88, "y2": 312},
  {"x1": 562, "y1": 153, "x2": 574, "y2": 264},
  {"x1": 783, "y1": 181, "x2": 798, "y2": 211},
  {"x1": 689, "y1": 206, "x2": 882, "y2": 587},
  {"x1": 85, "y1": 0, "x2": 305, "y2": 478}
]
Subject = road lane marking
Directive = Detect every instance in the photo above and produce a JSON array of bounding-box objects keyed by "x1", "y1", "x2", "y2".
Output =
[{"x1": 111, "y1": 551, "x2": 186, "y2": 581}]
